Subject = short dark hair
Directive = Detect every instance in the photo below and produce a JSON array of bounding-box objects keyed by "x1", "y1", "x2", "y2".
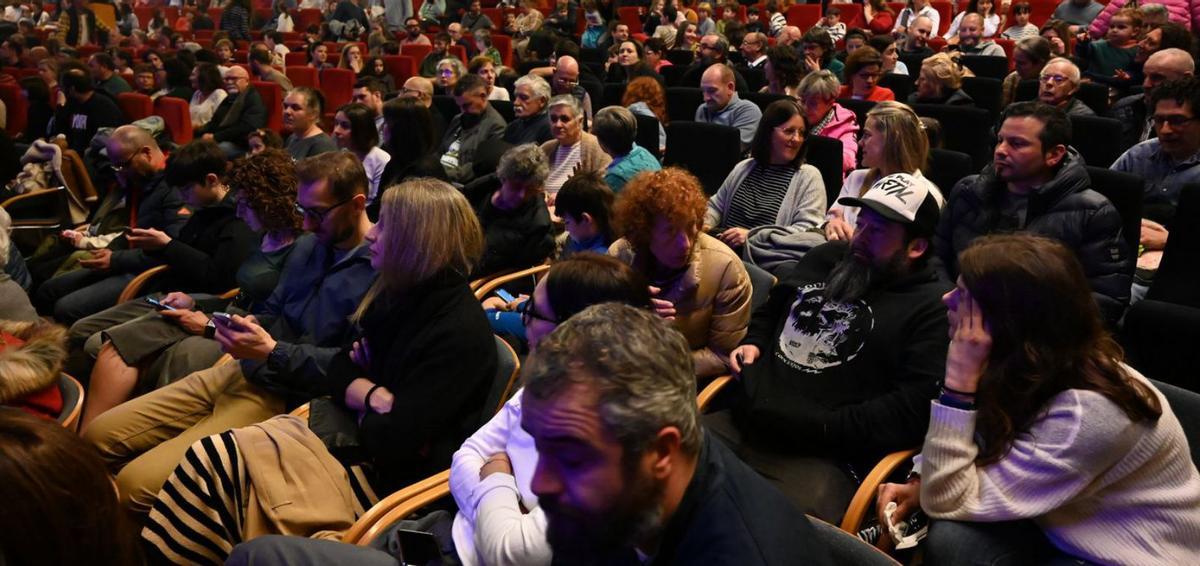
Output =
[
  {"x1": 454, "y1": 73, "x2": 487, "y2": 96},
  {"x1": 290, "y1": 86, "x2": 325, "y2": 116},
  {"x1": 266, "y1": 31, "x2": 284, "y2": 43},
  {"x1": 750, "y1": 99, "x2": 807, "y2": 167},
  {"x1": 544, "y1": 254, "x2": 650, "y2": 322},
  {"x1": 555, "y1": 171, "x2": 617, "y2": 243},
  {"x1": 435, "y1": 32, "x2": 452, "y2": 44},
  {"x1": 1150, "y1": 76, "x2": 1200, "y2": 115},
  {"x1": 162, "y1": 57, "x2": 190, "y2": 88},
  {"x1": 592, "y1": 106, "x2": 637, "y2": 156},
  {"x1": 844, "y1": 28, "x2": 868, "y2": 44},
  {"x1": 354, "y1": 76, "x2": 385, "y2": 96},
  {"x1": 195, "y1": 62, "x2": 223, "y2": 92},
  {"x1": 166, "y1": 139, "x2": 228, "y2": 186},
  {"x1": 844, "y1": 45, "x2": 883, "y2": 79},
  {"x1": 90, "y1": 52, "x2": 116, "y2": 70},
  {"x1": 1001, "y1": 101, "x2": 1071, "y2": 151},
  {"x1": 19, "y1": 75, "x2": 50, "y2": 104},
  {"x1": 295, "y1": 150, "x2": 368, "y2": 201},
  {"x1": 336, "y1": 102, "x2": 380, "y2": 153},
  {"x1": 133, "y1": 63, "x2": 155, "y2": 76},
  {"x1": 249, "y1": 48, "x2": 272, "y2": 65},
  {"x1": 61, "y1": 67, "x2": 93, "y2": 93}
]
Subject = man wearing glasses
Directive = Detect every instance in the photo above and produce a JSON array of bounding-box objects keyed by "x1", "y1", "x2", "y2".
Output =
[
  {"x1": 36, "y1": 125, "x2": 189, "y2": 324},
  {"x1": 740, "y1": 32, "x2": 769, "y2": 69},
  {"x1": 935, "y1": 101, "x2": 1131, "y2": 324},
  {"x1": 195, "y1": 66, "x2": 268, "y2": 158},
  {"x1": 1111, "y1": 77, "x2": 1200, "y2": 265},
  {"x1": 1038, "y1": 57, "x2": 1096, "y2": 117},
  {"x1": 683, "y1": 34, "x2": 750, "y2": 92}
]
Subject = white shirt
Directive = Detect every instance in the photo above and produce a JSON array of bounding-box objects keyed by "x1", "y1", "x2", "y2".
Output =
[
  {"x1": 450, "y1": 391, "x2": 550, "y2": 566},
  {"x1": 271, "y1": 44, "x2": 290, "y2": 68},
  {"x1": 190, "y1": 88, "x2": 228, "y2": 129},
  {"x1": 894, "y1": 5, "x2": 940, "y2": 36},
  {"x1": 488, "y1": 86, "x2": 510, "y2": 101},
  {"x1": 361, "y1": 146, "x2": 391, "y2": 203},
  {"x1": 276, "y1": 13, "x2": 295, "y2": 32}
]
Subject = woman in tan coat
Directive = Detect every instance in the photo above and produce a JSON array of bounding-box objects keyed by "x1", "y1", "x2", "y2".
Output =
[
  {"x1": 540, "y1": 94, "x2": 612, "y2": 208},
  {"x1": 610, "y1": 167, "x2": 752, "y2": 379}
]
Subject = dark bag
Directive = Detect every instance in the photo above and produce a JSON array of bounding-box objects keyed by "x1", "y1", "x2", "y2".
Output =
[{"x1": 307, "y1": 397, "x2": 367, "y2": 464}]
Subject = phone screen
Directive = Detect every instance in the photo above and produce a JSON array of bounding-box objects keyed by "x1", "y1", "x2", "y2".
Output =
[{"x1": 397, "y1": 529, "x2": 441, "y2": 566}]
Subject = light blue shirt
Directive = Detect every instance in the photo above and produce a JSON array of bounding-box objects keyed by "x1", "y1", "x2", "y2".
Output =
[
  {"x1": 1111, "y1": 138, "x2": 1200, "y2": 208},
  {"x1": 605, "y1": 144, "x2": 662, "y2": 192},
  {"x1": 695, "y1": 94, "x2": 763, "y2": 152}
]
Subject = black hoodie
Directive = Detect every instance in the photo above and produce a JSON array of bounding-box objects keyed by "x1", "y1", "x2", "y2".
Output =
[{"x1": 733, "y1": 240, "x2": 950, "y2": 466}]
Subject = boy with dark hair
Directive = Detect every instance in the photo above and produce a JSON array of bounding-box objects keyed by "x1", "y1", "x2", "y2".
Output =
[{"x1": 555, "y1": 170, "x2": 616, "y2": 258}]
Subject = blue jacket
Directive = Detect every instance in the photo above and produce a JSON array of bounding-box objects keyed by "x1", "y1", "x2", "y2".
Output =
[
  {"x1": 605, "y1": 144, "x2": 662, "y2": 192},
  {"x1": 241, "y1": 233, "x2": 377, "y2": 405}
]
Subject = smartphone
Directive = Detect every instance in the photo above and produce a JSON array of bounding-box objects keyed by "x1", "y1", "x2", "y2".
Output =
[
  {"x1": 396, "y1": 529, "x2": 442, "y2": 566},
  {"x1": 145, "y1": 296, "x2": 176, "y2": 311},
  {"x1": 210, "y1": 312, "x2": 246, "y2": 332},
  {"x1": 495, "y1": 289, "x2": 516, "y2": 303}
]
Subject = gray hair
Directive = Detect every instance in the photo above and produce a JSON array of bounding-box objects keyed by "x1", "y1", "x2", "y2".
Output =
[
  {"x1": 1140, "y1": 3, "x2": 1169, "y2": 18},
  {"x1": 514, "y1": 73, "x2": 552, "y2": 103},
  {"x1": 797, "y1": 69, "x2": 840, "y2": 100},
  {"x1": 522, "y1": 303, "x2": 702, "y2": 456},
  {"x1": 592, "y1": 106, "x2": 638, "y2": 156},
  {"x1": 497, "y1": 143, "x2": 550, "y2": 186},
  {"x1": 547, "y1": 93, "x2": 582, "y2": 117},
  {"x1": 1044, "y1": 57, "x2": 1081, "y2": 84},
  {"x1": 437, "y1": 57, "x2": 467, "y2": 78}
]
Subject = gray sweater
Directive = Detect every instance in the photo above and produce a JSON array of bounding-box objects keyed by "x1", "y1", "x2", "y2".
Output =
[{"x1": 917, "y1": 366, "x2": 1200, "y2": 565}]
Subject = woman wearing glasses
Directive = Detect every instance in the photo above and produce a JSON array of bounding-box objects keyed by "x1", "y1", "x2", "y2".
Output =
[
  {"x1": 540, "y1": 95, "x2": 612, "y2": 205},
  {"x1": 79, "y1": 148, "x2": 302, "y2": 429},
  {"x1": 703, "y1": 100, "x2": 827, "y2": 274}
]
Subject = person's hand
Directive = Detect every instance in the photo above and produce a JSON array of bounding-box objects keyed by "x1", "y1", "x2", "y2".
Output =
[
  {"x1": 1048, "y1": 36, "x2": 1065, "y2": 54},
  {"x1": 368, "y1": 384, "x2": 394, "y2": 414},
  {"x1": 350, "y1": 338, "x2": 372, "y2": 370},
  {"x1": 718, "y1": 227, "x2": 749, "y2": 248},
  {"x1": 201, "y1": 133, "x2": 215, "y2": 141},
  {"x1": 804, "y1": 54, "x2": 821, "y2": 73},
  {"x1": 480, "y1": 452, "x2": 514, "y2": 480},
  {"x1": 60, "y1": 229, "x2": 85, "y2": 247},
  {"x1": 78, "y1": 249, "x2": 112, "y2": 270},
  {"x1": 1075, "y1": 31, "x2": 1090, "y2": 44},
  {"x1": 212, "y1": 314, "x2": 277, "y2": 361},
  {"x1": 1140, "y1": 219, "x2": 1169, "y2": 251},
  {"x1": 126, "y1": 227, "x2": 172, "y2": 250},
  {"x1": 648, "y1": 285, "x2": 676, "y2": 320},
  {"x1": 825, "y1": 216, "x2": 854, "y2": 241},
  {"x1": 482, "y1": 296, "x2": 508, "y2": 310},
  {"x1": 945, "y1": 290, "x2": 990, "y2": 394},
  {"x1": 1113, "y1": 68, "x2": 1131, "y2": 81},
  {"x1": 160, "y1": 291, "x2": 196, "y2": 310},
  {"x1": 159, "y1": 308, "x2": 211, "y2": 335},
  {"x1": 729, "y1": 344, "x2": 760, "y2": 375},
  {"x1": 876, "y1": 478, "x2": 921, "y2": 549}
]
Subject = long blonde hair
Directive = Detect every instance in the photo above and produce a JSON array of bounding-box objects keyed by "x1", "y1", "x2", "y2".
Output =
[
  {"x1": 353, "y1": 178, "x2": 484, "y2": 321},
  {"x1": 861, "y1": 101, "x2": 929, "y2": 191}
]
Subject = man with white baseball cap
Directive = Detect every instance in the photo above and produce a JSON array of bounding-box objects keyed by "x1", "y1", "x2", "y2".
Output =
[{"x1": 704, "y1": 173, "x2": 952, "y2": 523}]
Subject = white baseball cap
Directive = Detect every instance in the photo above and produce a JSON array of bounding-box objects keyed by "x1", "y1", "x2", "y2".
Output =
[{"x1": 838, "y1": 173, "x2": 940, "y2": 234}]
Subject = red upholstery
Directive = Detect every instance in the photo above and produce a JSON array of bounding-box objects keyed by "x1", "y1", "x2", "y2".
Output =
[
  {"x1": 208, "y1": 8, "x2": 223, "y2": 28},
  {"x1": 0, "y1": 81, "x2": 26, "y2": 137},
  {"x1": 785, "y1": 5, "x2": 821, "y2": 30},
  {"x1": 837, "y1": 4, "x2": 864, "y2": 29},
  {"x1": 286, "y1": 65, "x2": 320, "y2": 88},
  {"x1": 401, "y1": 43, "x2": 433, "y2": 63},
  {"x1": 154, "y1": 96, "x2": 193, "y2": 145},
  {"x1": 996, "y1": 38, "x2": 1016, "y2": 70},
  {"x1": 135, "y1": 6, "x2": 155, "y2": 29},
  {"x1": 252, "y1": 80, "x2": 284, "y2": 132},
  {"x1": 492, "y1": 34, "x2": 513, "y2": 67},
  {"x1": 319, "y1": 68, "x2": 356, "y2": 112},
  {"x1": 117, "y1": 92, "x2": 154, "y2": 122},
  {"x1": 618, "y1": 6, "x2": 641, "y2": 29},
  {"x1": 449, "y1": 44, "x2": 468, "y2": 64},
  {"x1": 296, "y1": 8, "x2": 323, "y2": 31},
  {"x1": 382, "y1": 55, "x2": 417, "y2": 85},
  {"x1": 931, "y1": 1, "x2": 953, "y2": 35},
  {"x1": 285, "y1": 51, "x2": 308, "y2": 66}
]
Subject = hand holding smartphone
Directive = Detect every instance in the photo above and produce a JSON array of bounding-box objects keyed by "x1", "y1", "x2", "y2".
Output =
[
  {"x1": 145, "y1": 296, "x2": 176, "y2": 311},
  {"x1": 210, "y1": 312, "x2": 247, "y2": 332}
]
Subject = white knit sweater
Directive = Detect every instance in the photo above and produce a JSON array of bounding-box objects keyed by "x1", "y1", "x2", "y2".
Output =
[{"x1": 918, "y1": 367, "x2": 1200, "y2": 565}]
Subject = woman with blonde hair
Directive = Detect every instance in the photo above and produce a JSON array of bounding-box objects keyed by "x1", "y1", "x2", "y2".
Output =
[
  {"x1": 338, "y1": 43, "x2": 365, "y2": 74},
  {"x1": 826, "y1": 101, "x2": 944, "y2": 240},
  {"x1": 909, "y1": 52, "x2": 976, "y2": 106},
  {"x1": 142, "y1": 178, "x2": 499, "y2": 564}
]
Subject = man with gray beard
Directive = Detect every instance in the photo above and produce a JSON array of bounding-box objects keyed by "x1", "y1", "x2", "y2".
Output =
[{"x1": 706, "y1": 173, "x2": 951, "y2": 523}]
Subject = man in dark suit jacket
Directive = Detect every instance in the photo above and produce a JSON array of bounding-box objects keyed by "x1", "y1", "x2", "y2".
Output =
[{"x1": 195, "y1": 66, "x2": 267, "y2": 158}]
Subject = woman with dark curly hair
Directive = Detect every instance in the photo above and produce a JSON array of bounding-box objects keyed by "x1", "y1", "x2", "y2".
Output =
[
  {"x1": 610, "y1": 167, "x2": 752, "y2": 378},
  {"x1": 247, "y1": 127, "x2": 285, "y2": 155},
  {"x1": 79, "y1": 149, "x2": 304, "y2": 424},
  {"x1": 622, "y1": 76, "x2": 668, "y2": 153}
]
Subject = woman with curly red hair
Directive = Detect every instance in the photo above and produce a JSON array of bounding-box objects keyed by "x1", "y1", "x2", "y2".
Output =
[
  {"x1": 622, "y1": 76, "x2": 668, "y2": 154},
  {"x1": 610, "y1": 167, "x2": 752, "y2": 379}
]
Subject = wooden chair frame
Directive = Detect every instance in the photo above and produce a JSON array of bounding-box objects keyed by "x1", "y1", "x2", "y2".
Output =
[
  {"x1": 473, "y1": 264, "x2": 550, "y2": 301},
  {"x1": 117, "y1": 265, "x2": 171, "y2": 304},
  {"x1": 59, "y1": 374, "x2": 85, "y2": 431}
]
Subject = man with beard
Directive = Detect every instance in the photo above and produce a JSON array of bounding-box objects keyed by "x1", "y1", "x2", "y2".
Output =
[
  {"x1": 523, "y1": 303, "x2": 835, "y2": 565},
  {"x1": 707, "y1": 173, "x2": 950, "y2": 522},
  {"x1": 680, "y1": 34, "x2": 751, "y2": 92}
]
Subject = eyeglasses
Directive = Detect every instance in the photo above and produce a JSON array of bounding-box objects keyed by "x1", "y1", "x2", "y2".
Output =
[
  {"x1": 548, "y1": 114, "x2": 575, "y2": 123},
  {"x1": 520, "y1": 293, "x2": 557, "y2": 325},
  {"x1": 1039, "y1": 74, "x2": 1070, "y2": 85},
  {"x1": 111, "y1": 146, "x2": 146, "y2": 172},
  {"x1": 296, "y1": 196, "x2": 354, "y2": 222},
  {"x1": 1151, "y1": 115, "x2": 1199, "y2": 128}
]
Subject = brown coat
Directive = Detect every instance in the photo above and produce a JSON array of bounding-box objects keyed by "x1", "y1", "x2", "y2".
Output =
[
  {"x1": 540, "y1": 132, "x2": 613, "y2": 178},
  {"x1": 610, "y1": 233, "x2": 751, "y2": 378}
]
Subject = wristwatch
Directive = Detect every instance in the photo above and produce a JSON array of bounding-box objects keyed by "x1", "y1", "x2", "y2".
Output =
[{"x1": 204, "y1": 318, "x2": 217, "y2": 339}]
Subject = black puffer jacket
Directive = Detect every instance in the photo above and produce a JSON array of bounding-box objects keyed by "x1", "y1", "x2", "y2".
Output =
[{"x1": 935, "y1": 149, "x2": 1133, "y2": 323}]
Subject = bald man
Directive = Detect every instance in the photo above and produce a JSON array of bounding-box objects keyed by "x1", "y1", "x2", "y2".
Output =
[
  {"x1": 552, "y1": 55, "x2": 593, "y2": 127},
  {"x1": 400, "y1": 76, "x2": 448, "y2": 139},
  {"x1": 776, "y1": 25, "x2": 802, "y2": 48},
  {"x1": 196, "y1": 65, "x2": 267, "y2": 158},
  {"x1": 696, "y1": 63, "x2": 762, "y2": 152},
  {"x1": 36, "y1": 125, "x2": 188, "y2": 323},
  {"x1": 1111, "y1": 48, "x2": 1196, "y2": 150},
  {"x1": 954, "y1": 13, "x2": 1006, "y2": 57},
  {"x1": 1039, "y1": 58, "x2": 1095, "y2": 116}
]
